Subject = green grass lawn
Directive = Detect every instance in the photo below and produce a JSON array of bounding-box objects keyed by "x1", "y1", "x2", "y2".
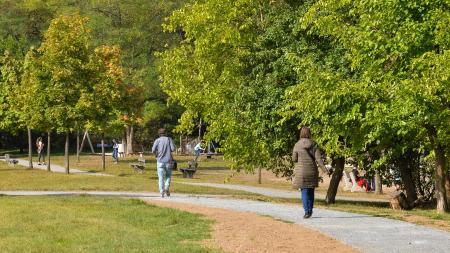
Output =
[
  {"x1": 2, "y1": 156, "x2": 450, "y2": 233},
  {"x1": 0, "y1": 162, "x2": 257, "y2": 197},
  {"x1": 0, "y1": 196, "x2": 224, "y2": 253}
]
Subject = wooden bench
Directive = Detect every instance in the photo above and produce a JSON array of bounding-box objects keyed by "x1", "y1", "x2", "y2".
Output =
[
  {"x1": 130, "y1": 163, "x2": 145, "y2": 173},
  {"x1": 130, "y1": 153, "x2": 146, "y2": 173},
  {"x1": 180, "y1": 168, "x2": 196, "y2": 178},
  {"x1": 4, "y1": 154, "x2": 18, "y2": 166},
  {"x1": 180, "y1": 160, "x2": 197, "y2": 178}
]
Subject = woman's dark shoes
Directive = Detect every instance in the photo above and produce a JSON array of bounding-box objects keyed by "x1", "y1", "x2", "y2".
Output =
[{"x1": 303, "y1": 211, "x2": 312, "y2": 219}]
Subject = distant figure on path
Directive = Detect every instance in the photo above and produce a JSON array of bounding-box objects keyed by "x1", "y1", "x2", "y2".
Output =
[
  {"x1": 292, "y1": 127, "x2": 330, "y2": 218},
  {"x1": 151, "y1": 128, "x2": 176, "y2": 198},
  {"x1": 112, "y1": 139, "x2": 119, "y2": 164},
  {"x1": 36, "y1": 136, "x2": 45, "y2": 165}
]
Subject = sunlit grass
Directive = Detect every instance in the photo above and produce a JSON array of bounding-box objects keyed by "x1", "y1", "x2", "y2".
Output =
[{"x1": 0, "y1": 196, "x2": 225, "y2": 253}]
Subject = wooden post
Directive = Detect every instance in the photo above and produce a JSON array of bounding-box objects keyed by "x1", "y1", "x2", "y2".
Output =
[
  {"x1": 64, "y1": 131, "x2": 70, "y2": 174},
  {"x1": 179, "y1": 135, "x2": 182, "y2": 155},
  {"x1": 27, "y1": 127, "x2": 33, "y2": 169},
  {"x1": 258, "y1": 168, "x2": 262, "y2": 184},
  {"x1": 76, "y1": 130, "x2": 80, "y2": 162},
  {"x1": 46, "y1": 131, "x2": 51, "y2": 171},
  {"x1": 198, "y1": 118, "x2": 202, "y2": 141},
  {"x1": 101, "y1": 133, "x2": 105, "y2": 171}
]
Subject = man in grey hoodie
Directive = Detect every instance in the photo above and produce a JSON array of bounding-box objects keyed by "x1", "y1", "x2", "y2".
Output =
[{"x1": 152, "y1": 128, "x2": 176, "y2": 197}]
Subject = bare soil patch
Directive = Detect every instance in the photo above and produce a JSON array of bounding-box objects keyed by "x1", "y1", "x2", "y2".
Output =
[{"x1": 146, "y1": 199, "x2": 359, "y2": 253}]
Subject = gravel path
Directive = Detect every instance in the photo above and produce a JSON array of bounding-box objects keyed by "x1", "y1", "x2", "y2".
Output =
[
  {"x1": 180, "y1": 182, "x2": 389, "y2": 203},
  {"x1": 2, "y1": 158, "x2": 110, "y2": 176},
  {"x1": 1, "y1": 190, "x2": 449, "y2": 253}
]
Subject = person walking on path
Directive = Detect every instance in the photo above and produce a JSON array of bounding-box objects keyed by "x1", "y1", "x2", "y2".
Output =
[
  {"x1": 292, "y1": 127, "x2": 330, "y2": 218},
  {"x1": 112, "y1": 139, "x2": 119, "y2": 164},
  {"x1": 36, "y1": 136, "x2": 45, "y2": 165},
  {"x1": 152, "y1": 128, "x2": 176, "y2": 198}
]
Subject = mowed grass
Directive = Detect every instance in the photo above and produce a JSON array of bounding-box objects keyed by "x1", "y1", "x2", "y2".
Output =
[
  {"x1": 0, "y1": 196, "x2": 224, "y2": 253},
  {"x1": 0, "y1": 162, "x2": 257, "y2": 196},
  {"x1": 4, "y1": 155, "x2": 449, "y2": 232},
  {"x1": 18, "y1": 153, "x2": 394, "y2": 201}
]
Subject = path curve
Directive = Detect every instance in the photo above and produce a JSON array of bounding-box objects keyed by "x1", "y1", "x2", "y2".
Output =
[{"x1": 1, "y1": 190, "x2": 448, "y2": 253}]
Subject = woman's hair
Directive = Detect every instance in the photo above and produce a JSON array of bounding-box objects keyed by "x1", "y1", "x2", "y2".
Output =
[{"x1": 299, "y1": 127, "x2": 311, "y2": 139}]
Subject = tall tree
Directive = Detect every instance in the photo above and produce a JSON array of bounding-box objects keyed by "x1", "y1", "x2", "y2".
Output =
[{"x1": 36, "y1": 14, "x2": 94, "y2": 174}]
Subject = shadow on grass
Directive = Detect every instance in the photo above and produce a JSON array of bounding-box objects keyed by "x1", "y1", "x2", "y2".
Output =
[
  {"x1": 196, "y1": 166, "x2": 230, "y2": 171},
  {"x1": 315, "y1": 199, "x2": 390, "y2": 208}
]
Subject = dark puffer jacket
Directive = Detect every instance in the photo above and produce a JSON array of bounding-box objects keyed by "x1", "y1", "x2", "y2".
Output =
[{"x1": 292, "y1": 138, "x2": 328, "y2": 189}]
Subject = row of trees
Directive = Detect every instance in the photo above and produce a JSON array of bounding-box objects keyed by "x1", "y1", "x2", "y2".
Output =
[
  {"x1": 1, "y1": 14, "x2": 123, "y2": 172},
  {"x1": 159, "y1": 0, "x2": 450, "y2": 212},
  {"x1": 0, "y1": 0, "x2": 187, "y2": 153}
]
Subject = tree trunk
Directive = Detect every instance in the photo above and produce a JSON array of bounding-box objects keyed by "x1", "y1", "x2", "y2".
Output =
[
  {"x1": 126, "y1": 125, "x2": 134, "y2": 155},
  {"x1": 428, "y1": 127, "x2": 448, "y2": 213},
  {"x1": 122, "y1": 128, "x2": 127, "y2": 156},
  {"x1": 77, "y1": 130, "x2": 80, "y2": 162},
  {"x1": 375, "y1": 169, "x2": 382, "y2": 194},
  {"x1": 198, "y1": 118, "x2": 202, "y2": 141},
  {"x1": 46, "y1": 131, "x2": 51, "y2": 171},
  {"x1": 398, "y1": 153, "x2": 418, "y2": 204},
  {"x1": 65, "y1": 131, "x2": 70, "y2": 174},
  {"x1": 27, "y1": 127, "x2": 33, "y2": 169},
  {"x1": 446, "y1": 171, "x2": 450, "y2": 208},
  {"x1": 258, "y1": 167, "x2": 262, "y2": 184},
  {"x1": 325, "y1": 157, "x2": 345, "y2": 204},
  {"x1": 101, "y1": 133, "x2": 105, "y2": 171}
]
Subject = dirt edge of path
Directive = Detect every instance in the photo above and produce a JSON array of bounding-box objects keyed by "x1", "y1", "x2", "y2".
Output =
[{"x1": 145, "y1": 199, "x2": 359, "y2": 253}]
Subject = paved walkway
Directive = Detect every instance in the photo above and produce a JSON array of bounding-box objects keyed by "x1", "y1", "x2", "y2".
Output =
[
  {"x1": 1, "y1": 158, "x2": 109, "y2": 176},
  {"x1": 1, "y1": 190, "x2": 449, "y2": 253},
  {"x1": 180, "y1": 182, "x2": 389, "y2": 203}
]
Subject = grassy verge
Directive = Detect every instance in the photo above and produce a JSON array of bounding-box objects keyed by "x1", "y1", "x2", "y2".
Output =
[
  {"x1": 0, "y1": 162, "x2": 257, "y2": 197},
  {"x1": 0, "y1": 196, "x2": 224, "y2": 253}
]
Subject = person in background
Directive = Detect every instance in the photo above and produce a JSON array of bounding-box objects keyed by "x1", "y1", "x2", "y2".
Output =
[
  {"x1": 292, "y1": 127, "x2": 330, "y2": 218},
  {"x1": 36, "y1": 136, "x2": 45, "y2": 165},
  {"x1": 151, "y1": 128, "x2": 176, "y2": 198},
  {"x1": 194, "y1": 140, "x2": 205, "y2": 161},
  {"x1": 112, "y1": 139, "x2": 119, "y2": 164}
]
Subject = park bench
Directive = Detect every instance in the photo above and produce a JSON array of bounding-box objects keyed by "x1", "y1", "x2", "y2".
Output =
[
  {"x1": 130, "y1": 153, "x2": 146, "y2": 173},
  {"x1": 3, "y1": 154, "x2": 18, "y2": 166},
  {"x1": 180, "y1": 160, "x2": 197, "y2": 178}
]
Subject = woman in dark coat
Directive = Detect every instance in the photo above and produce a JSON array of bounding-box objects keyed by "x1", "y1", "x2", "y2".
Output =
[{"x1": 292, "y1": 127, "x2": 329, "y2": 218}]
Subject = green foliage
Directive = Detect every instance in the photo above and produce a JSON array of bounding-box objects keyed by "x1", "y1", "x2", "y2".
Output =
[
  {"x1": 0, "y1": 52, "x2": 23, "y2": 132},
  {"x1": 160, "y1": 0, "x2": 450, "y2": 210},
  {"x1": 0, "y1": 0, "x2": 187, "y2": 140}
]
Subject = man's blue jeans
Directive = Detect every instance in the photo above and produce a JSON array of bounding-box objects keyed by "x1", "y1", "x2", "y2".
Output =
[
  {"x1": 157, "y1": 162, "x2": 172, "y2": 193},
  {"x1": 301, "y1": 188, "x2": 315, "y2": 214}
]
